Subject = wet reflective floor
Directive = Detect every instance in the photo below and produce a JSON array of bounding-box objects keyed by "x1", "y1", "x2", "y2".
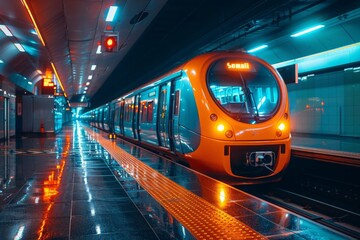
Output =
[
  {"x1": 0, "y1": 124, "x2": 158, "y2": 239},
  {"x1": 0, "y1": 122, "x2": 352, "y2": 239}
]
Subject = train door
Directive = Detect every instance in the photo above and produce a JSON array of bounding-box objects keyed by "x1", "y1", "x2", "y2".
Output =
[
  {"x1": 162, "y1": 79, "x2": 182, "y2": 153},
  {"x1": 103, "y1": 106, "x2": 109, "y2": 131},
  {"x1": 157, "y1": 83, "x2": 171, "y2": 148},
  {"x1": 133, "y1": 94, "x2": 140, "y2": 140},
  {"x1": 171, "y1": 82, "x2": 182, "y2": 153},
  {"x1": 119, "y1": 100, "x2": 125, "y2": 135},
  {"x1": 109, "y1": 103, "x2": 115, "y2": 132},
  {"x1": 100, "y1": 108, "x2": 104, "y2": 129}
]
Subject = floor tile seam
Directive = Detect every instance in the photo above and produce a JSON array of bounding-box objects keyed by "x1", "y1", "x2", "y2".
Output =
[
  {"x1": 67, "y1": 132, "x2": 76, "y2": 240},
  {"x1": 70, "y1": 210, "x2": 140, "y2": 217},
  {"x1": 0, "y1": 217, "x2": 71, "y2": 225},
  {"x1": 85, "y1": 127, "x2": 266, "y2": 239}
]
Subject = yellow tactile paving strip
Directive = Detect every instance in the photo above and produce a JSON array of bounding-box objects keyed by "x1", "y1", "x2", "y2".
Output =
[{"x1": 85, "y1": 127, "x2": 266, "y2": 239}]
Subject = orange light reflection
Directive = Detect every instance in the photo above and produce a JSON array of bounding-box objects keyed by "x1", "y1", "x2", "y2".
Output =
[
  {"x1": 51, "y1": 62, "x2": 67, "y2": 98},
  {"x1": 21, "y1": 0, "x2": 46, "y2": 46},
  {"x1": 37, "y1": 131, "x2": 70, "y2": 239},
  {"x1": 37, "y1": 160, "x2": 65, "y2": 239}
]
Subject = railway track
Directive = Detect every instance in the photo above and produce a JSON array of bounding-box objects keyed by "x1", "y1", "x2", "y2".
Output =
[
  {"x1": 239, "y1": 157, "x2": 360, "y2": 239},
  {"x1": 241, "y1": 185, "x2": 360, "y2": 239}
]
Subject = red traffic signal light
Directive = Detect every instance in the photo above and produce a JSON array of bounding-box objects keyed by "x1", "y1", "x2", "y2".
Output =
[{"x1": 103, "y1": 35, "x2": 117, "y2": 52}]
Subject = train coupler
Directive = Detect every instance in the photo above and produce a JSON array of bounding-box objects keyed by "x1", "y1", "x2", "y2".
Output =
[{"x1": 246, "y1": 151, "x2": 275, "y2": 171}]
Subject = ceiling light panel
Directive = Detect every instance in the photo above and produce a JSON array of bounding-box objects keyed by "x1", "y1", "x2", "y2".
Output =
[
  {"x1": 106, "y1": 6, "x2": 118, "y2": 22},
  {"x1": 14, "y1": 43, "x2": 26, "y2": 52},
  {"x1": 0, "y1": 25, "x2": 13, "y2": 36},
  {"x1": 247, "y1": 44, "x2": 268, "y2": 53},
  {"x1": 291, "y1": 25, "x2": 325, "y2": 37}
]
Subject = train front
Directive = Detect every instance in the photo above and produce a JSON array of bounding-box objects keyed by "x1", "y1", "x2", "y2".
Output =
[{"x1": 187, "y1": 52, "x2": 291, "y2": 184}]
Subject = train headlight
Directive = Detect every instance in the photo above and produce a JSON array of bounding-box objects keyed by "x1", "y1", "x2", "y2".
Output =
[
  {"x1": 217, "y1": 124, "x2": 225, "y2": 131},
  {"x1": 276, "y1": 123, "x2": 285, "y2": 137},
  {"x1": 278, "y1": 123, "x2": 285, "y2": 131}
]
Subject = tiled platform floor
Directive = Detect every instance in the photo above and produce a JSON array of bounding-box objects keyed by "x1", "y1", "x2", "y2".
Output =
[
  {"x1": 0, "y1": 124, "x2": 158, "y2": 239},
  {"x1": 0, "y1": 122, "x2": 353, "y2": 239}
]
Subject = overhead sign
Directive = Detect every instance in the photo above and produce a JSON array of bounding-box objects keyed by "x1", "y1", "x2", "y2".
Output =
[
  {"x1": 43, "y1": 69, "x2": 54, "y2": 87},
  {"x1": 43, "y1": 78, "x2": 54, "y2": 87}
]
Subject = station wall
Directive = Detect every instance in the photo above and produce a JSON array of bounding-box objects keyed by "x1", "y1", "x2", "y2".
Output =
[
  {"x1": 22, "y1": 95, "x2": 55, "y2": 133},
  {"x1": 288, "y1": 67, "x2": 360, "y2": 137}
]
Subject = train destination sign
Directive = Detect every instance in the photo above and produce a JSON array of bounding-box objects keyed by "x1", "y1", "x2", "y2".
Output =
[{"x1": 226, "y1": 62, "x2": 251, "y2": 71}]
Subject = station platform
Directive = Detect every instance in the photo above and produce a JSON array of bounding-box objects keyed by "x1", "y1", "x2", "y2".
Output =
[
  {"x1": 291, "y1": 133, "x2": 360, "y2": 167},
  {"x1": 0, "y1": 122, "x2": 352, "y2": 239}
]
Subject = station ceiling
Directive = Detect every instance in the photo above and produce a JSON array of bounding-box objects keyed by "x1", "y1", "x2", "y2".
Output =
[{"x1": 0, "y1": 0, "x2": 359, "y2": 108}]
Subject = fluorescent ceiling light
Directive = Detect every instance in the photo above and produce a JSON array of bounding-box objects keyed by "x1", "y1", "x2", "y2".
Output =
[
  {"x1": 86, "y1": 81, "x2": 90, "y2": 86},
  {"x1": 22, "y1": 0, "x2": 45, "y2": 46},
  {"x1": 106, "y1": 6, "x2": 118, "y2": 22},
  {"x1": 0, "y1": 59, "x2": 4, "y2": 63},
  {"x1": 88, "y1": 75, "x2": 93, "y2": 80},
  {"x1": 91, "y1": 65, "x2": 96, "y2": 70},
  {"x1": 14, "y1": 43, "x2": 26, "y2": 52},
  {"x1": 31, "y1": 29, "x2": 38, "y2": 35},
  {"x1": 51, "y1": 62, "x2": 67, "y2": 98},
  {"x1": 85, "y1": 87, "x2": 88, "y2": 90},
  {"x1": 291, "y1": 25, "x2": 325, "y2": 37},
  {"x1": 28, "y1": 81, "x2": 32, "y2": 85},
  {"x1": 247, "y1": 44, "x2": 268, "y2": 53},
  {"x1": 96, "y1": 45, "x2": 102, "y2": 54},
  {"x1": 273, "y1": 42, "x2": 360, "y2": 73},
  {"x1": 0, "y1": 24, "x2": 13, "y2": 36}
]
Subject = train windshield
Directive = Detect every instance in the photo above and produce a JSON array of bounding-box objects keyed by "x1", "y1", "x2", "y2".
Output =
[{"x1": 207, "y1": 58, "x2": 280, "y2": 124}]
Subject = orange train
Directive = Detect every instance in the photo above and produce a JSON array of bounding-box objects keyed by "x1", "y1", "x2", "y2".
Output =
[{"x1": 83, "y1": 51, "x2": 291, "y2": 184}]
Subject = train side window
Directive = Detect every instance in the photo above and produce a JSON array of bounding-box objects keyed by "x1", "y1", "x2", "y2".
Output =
[
  {"x1": 147, "y1": 101, "x2": 154, "y2": 122},
  {"x1": 124, "y1": 105, "x2": 128, "y2": 121},
  {"x1": 159, "y1": 89, "x2": 167, "y2": 118},
  {"x1": 141, "y1": 102, "x2": 147, "y2": 122},
  {"x1": 140, "y1": 101, "x2": 154, "y2": 123},
  {"x1": 125, "y1": 104, "x2": 132, "y2": 122},
  {"x1": 174, "y1": 90, "x2": 180, "y2": 116},
  {"x1": 114, "y1": 108, "x2": 119, "y2": 126}
]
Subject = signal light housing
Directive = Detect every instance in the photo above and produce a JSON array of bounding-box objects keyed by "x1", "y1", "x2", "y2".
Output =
[{"x1": 101, "y1": 35, "x2": 118, "y2": 52}]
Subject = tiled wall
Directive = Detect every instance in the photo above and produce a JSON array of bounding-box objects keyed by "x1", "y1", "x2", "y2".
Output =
[{"x1": 287, "y1": 69, "x2": 360, "y2": 137}]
